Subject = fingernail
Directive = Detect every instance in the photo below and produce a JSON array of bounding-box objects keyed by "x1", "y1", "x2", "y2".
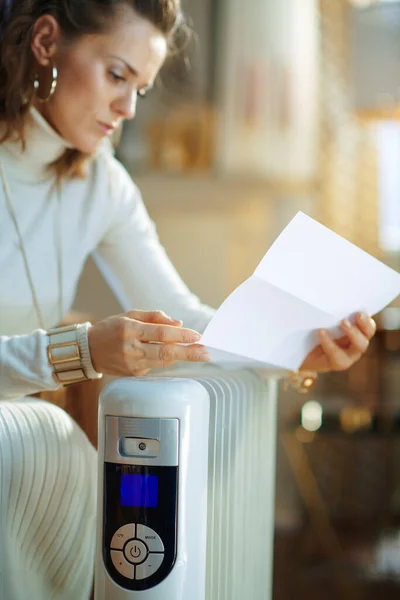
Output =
[
  {"x1": 192, "y1": 332, "x2": 202, "y2": 341},
  {"x1": 198, "y1": 351, "x2": 211, "y2": 361},
  {"x1": 358, "y1": 312, "x2": 367, "y2": 322},
  {"x1": 319, "y1": 329, "x2": 327, "y2": 336},
  {"x1": 342, "y1": 319, "x2": 351, "y2": 329}
]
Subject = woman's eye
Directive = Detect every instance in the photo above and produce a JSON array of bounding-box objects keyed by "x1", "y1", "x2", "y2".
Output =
[{"x1": 110, "y1": 71, "x2": 126, "y2": 83}]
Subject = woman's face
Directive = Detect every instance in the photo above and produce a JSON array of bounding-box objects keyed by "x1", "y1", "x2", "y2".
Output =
[{"x1": 33, "y1": 6, "x2": 167, "y2": 153}]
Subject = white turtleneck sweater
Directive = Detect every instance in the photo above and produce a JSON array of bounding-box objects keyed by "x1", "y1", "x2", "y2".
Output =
[{"x1": 0, "y1": 108, "x2": 214, "y2": 401}]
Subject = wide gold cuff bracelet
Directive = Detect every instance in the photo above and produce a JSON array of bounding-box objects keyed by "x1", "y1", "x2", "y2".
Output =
[{"x1": 47, "y1": 324, "x2": 89, "y2": 386}]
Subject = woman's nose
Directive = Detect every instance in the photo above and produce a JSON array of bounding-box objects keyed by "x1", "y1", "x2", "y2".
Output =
[{"x1": 115, "y1": 90, "x2": 137, "y2": 120}]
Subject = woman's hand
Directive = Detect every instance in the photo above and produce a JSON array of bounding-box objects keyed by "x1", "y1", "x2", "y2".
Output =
[
  {"x1": 88, "y1": 309, "x2": 210, "y2": 377},
  {"x1": 300, "y1": 312, "x2": 377, "y2": 373}
]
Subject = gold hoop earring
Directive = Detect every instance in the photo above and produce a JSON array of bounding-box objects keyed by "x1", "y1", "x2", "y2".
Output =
[{"x1": 33, "y1": 60, "x2": 58, "y2": 103}]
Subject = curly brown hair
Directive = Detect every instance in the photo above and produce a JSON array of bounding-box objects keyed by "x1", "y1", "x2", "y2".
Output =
[{"x1": 0, "y1": 0, "x2": 186, "y2": 178}]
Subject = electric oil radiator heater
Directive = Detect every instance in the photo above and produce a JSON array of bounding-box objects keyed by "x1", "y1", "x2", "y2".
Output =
[{"x1": 95, "y1": 367, "x2": 278, "y2": 600}]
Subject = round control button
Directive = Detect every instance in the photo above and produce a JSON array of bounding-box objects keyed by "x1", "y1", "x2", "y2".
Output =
[
  {"x1": 124, "y1": 540, "x2": 148, "y2": 564},
  {"x1": 135, "y1": 553, "x2": 164, "y2": 581},
  {"x1": 110, "y1": 550, "x2": 134, "y2": 579},
  {"x1": 110, "y1": 523, "x2": 135, "y2": 550},
  {"x1": 136, "y1": 524, "x2": 165, "y2": 553}
]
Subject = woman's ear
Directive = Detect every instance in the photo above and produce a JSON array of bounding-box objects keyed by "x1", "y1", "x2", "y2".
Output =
[{"x1": 31, "y1": 15, "x2": 61, "y2": 66}]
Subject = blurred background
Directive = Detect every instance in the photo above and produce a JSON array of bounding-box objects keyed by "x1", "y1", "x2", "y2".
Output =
[{"x1": 74, "y1": 0, "x2": 400, "y2": 597}]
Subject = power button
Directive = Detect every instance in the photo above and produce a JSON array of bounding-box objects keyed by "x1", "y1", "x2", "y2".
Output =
[{"x1": 124, "y1": 540, "x2": 148, "y2": 564}]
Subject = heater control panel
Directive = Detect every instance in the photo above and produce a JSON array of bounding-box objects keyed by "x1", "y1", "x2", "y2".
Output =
[
  {"x1": 102, "y1": 417, "x2": 179, "y2": 591},
  {"x1": 109, "y1": 523, "x2": 165, "y2": 581}
]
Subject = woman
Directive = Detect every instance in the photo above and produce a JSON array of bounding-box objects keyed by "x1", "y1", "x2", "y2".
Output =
[{"x1": 0, "y1": 1, "x2": 376, "y2": 598}]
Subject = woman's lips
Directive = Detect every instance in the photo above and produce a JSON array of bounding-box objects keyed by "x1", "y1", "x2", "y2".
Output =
[{"x1": 97, "y1": 121, "x2": 115, "y2": 136}]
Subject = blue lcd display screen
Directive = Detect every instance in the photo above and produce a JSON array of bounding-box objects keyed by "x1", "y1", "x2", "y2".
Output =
[{"x1": 120, "y1": 474, "x2": 159, "y2": 508}]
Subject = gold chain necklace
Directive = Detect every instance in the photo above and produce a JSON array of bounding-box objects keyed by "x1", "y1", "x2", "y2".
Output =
[{"x1": 0, "y1": 159, "x2": 64, "y2": 330}]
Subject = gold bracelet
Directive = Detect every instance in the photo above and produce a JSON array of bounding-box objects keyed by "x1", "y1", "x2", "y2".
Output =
[
  {"x1": 283, "y1": 370, "x2": 318, "y2": 394},
  {"x1": 47, "y1": 324, "x2": 89, "y2": 385}
]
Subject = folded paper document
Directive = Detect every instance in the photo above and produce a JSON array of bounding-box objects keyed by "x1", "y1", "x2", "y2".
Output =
[{"x1": 201, "y1": 212, "x2": 400, "y2": 370}]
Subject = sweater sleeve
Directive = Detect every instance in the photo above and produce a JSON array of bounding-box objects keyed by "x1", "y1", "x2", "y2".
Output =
[
  {"x1": 0, "y1": 330, "x2": 60, "y2": 401},
  {"x1": 95, "y1": 155, "x2": 215, "y2": 334}
]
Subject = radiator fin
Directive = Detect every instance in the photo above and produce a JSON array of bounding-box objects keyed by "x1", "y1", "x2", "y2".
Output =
[{"x1": 193, "y1": 371, "x2": 277, "y2": 600}]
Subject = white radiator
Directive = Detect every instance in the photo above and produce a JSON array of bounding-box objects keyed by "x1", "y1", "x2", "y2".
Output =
[
  {"x1": 187, "y1": 368, "x2": 278, "y2": 600},
  {"x1": 95, "y1": 367, "x2": 278, "y2": 600}
]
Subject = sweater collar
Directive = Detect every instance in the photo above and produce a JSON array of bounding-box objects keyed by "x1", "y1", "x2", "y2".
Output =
[{"x1": 1, "y1": 107, "x2": 74, "y2": 183}]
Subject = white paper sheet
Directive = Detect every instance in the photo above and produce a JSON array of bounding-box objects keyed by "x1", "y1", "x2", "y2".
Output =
[{"x1": 201, "y1": 212, "x2": 400, "y2": 370}]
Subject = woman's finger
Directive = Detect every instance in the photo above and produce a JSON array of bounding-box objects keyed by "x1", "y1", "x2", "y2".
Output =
[
  {"x1": 340, "y1": 319, "x2": 370, "y2": 354},
  {"x1": 132, "y1": 368, "x2": 152, "y2": 377},
  {"x1": 355, "y1": 312, "x2": 376, "y2": 340},
  {"x1": 132, "y1": 342, "x2": 210, "y2": 368},
  {"x1": 128, "y1": 319, "x2": 201, "y2": 344},
  {"x1": 124, "y1": 309, "x2": 182, "y2": 326},
  {"x1": 318, "y1": 329, "x2": 354, "y2": 371}
]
